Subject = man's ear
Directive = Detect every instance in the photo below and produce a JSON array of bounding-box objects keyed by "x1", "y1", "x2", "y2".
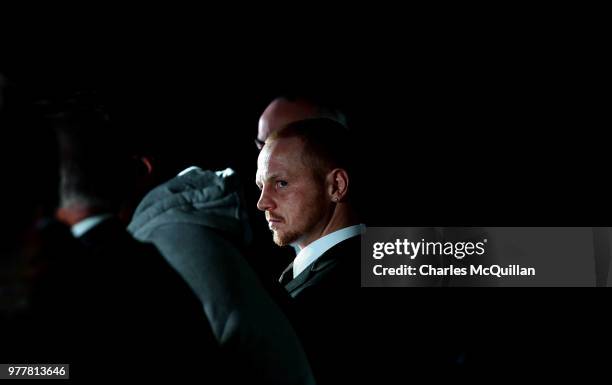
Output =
[
  {"x1": 133, "y1": 155, "x2": 154, "y2": 177},
  {"x1": 327, "y1": 168, "x2": 349, "y2": 203}
]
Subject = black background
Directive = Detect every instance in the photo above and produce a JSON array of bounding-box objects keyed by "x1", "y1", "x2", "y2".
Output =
[
  {"x1": 3, "y1": 29, "x2": 607, "y2": 227},
  {"x1": 1, "y1": 16, "x2": 609, "y2": 378}
]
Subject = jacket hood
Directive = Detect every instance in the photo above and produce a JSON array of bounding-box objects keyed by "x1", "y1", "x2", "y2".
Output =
[{"x1": 128, "y1": 167, "x2": 251, "y2": 245}]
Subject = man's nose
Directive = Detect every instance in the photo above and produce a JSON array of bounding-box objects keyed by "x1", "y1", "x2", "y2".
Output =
[{"x1": 257, "y1": 187, "x2": 275, "y2": 212}]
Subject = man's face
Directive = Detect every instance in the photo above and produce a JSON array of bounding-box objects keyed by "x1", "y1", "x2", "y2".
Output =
[{"x1": 256, "y1": 137, "x2": 330, "y2": 248}]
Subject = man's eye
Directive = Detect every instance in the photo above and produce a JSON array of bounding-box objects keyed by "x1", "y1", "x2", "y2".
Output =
[{"x1": 276, "y1": 181, "x2": 288, "y2": 189}]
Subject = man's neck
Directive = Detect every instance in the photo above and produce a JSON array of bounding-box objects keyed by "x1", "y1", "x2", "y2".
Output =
[
  {"x1": 297, "y1": 204, "x2": 358, "y2": 249},
  {"x1": 56, "y1": 204, "x2": 108, "y2": 227}
]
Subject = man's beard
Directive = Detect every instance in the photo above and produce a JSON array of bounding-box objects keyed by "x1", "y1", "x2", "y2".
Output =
[
  {"x1": 271, "y1": 202, "x2": 326, "y2": 247},
  {"x1": 272, "y1": 229, "x2": 300, "y2": 247}
]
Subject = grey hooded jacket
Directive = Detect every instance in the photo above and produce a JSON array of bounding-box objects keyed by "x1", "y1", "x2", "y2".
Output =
[{"x1": 128, "y1": 167, "x2": 315, "y2": 384}]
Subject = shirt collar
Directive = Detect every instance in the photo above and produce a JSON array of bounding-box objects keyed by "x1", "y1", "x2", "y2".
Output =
[
  {"x1": 71, "y1": 214, "x2": 114, "y2": 238},
  {"x1": 292, "y1": 224, "x2": 365, "y2": 278}
]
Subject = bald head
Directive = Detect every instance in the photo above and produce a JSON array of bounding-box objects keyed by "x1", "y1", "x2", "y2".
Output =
[{"x1": 256, "y1": 97, "x2": 347, "y2": 149}]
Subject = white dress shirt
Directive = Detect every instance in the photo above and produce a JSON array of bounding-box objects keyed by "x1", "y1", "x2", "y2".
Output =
[
  {"x1": 293, "y1": 224, "x2": 365, "y2": 279},
  {"x1": 71, "y1": 214, "x2": 114, "y2": 238}
]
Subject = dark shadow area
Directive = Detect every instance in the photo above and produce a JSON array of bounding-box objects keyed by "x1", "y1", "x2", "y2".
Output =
[{"x1": 0, "y1": 39, "x2": 608, "y2": 381}]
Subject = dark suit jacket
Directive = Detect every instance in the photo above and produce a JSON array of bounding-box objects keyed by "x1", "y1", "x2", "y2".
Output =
[
  {"x1": 279, "y1": 236, "x2": 361, "y2": 384},
  {"x1": 25, "y1": 218, "x2": 222, "y2": 381},
  {"x1": 278, "y1": 235, "x2": 462, "y2": 383},
  {"x1": 280, "y1": 235, "x2": 359, "y2": 299}
]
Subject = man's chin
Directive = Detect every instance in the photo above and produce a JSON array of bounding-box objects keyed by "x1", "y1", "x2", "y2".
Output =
[{"x1": 273, "y1": 230, "x2": 298, "y2": 247}]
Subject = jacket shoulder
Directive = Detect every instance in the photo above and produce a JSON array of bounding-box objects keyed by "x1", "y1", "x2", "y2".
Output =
[{"x1": 287, "y1": 236, "x2": 361, "y2": 298}]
